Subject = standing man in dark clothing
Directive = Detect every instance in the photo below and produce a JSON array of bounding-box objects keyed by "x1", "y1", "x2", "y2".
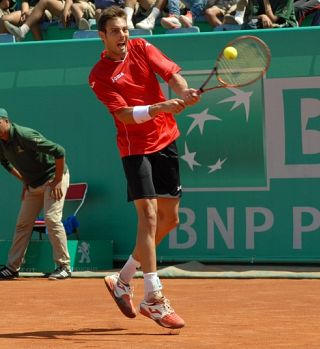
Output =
[{"x1": 0, "y1": 108, "x2": 71, "y2": 280}]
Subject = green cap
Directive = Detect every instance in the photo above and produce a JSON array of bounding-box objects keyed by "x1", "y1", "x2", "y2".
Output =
[{"x1": 0, "y1": 108, "x2": 8, "y2": 118}]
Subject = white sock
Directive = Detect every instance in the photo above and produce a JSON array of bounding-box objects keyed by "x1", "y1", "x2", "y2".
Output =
[
  {"x1": 124, "y1": 6, "x2": 134, "y2": 21},
  {"x1": 143, "y1": 272, "x2": 162, "y2": 301},
  {"x1": 119, "y1": 255, "x2": 140, "y2": 284},
  {"x1": 234, "y1": 10, "x2": 245, "y2": 24},
  {"x1": 20, "y1": 24, "x2": 30, "y2": 36},
  {"x1": 149, "y1": 7, "x2": 160, "y2": 19}
]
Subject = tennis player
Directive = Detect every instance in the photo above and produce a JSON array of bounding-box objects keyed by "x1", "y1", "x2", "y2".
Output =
[{"x1": 89, "y1": 6, "x2": 200, "y2": 329}]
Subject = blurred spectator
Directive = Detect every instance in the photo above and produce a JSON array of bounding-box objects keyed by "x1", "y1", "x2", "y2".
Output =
[
  {"x1": 161, "y1": 0, "x2": 238, "y2": 29},
  {"x1": 4, "y1": 0, "x2": 74, "y2": 40},
  {"x1": 294, "y1": 0, "x2": 320, "y2": 25},
  {"x1": 95, "y1": 0, "x2": 124, "y2": 23},
  {"x1": 223, "y1": 0, "x2": 246, "y2": 24},
  {"x1": 1, "y1": 0, "x2": 48, "y2": 39},
  {"x1": 0, "y1": 0, "x2": 15, "y2": 17},
  {"x1": 0, "y1": 0, "x2": 16, "y2": 17},
  {"x1": 71, "y1": 0, "x2": 95, "y2": 29},
  {"x1": 160, "y1": 0, "x2": 202, "y2": 29},
  {"x1": 0, "y1": 0, "x2": 16, "y2": 33},
  {"x1": 205, "y1": 0, "x2": 238, "y2": 27},
  {"x1": 225, "y1": 0, "x2": 297, "y2": 28},
  {"x1": 127, "y1": 0, "x2": 166, "y2": 30},
  {"x1": 92, "y1": 0, "x2": 164, "y2": 33}
]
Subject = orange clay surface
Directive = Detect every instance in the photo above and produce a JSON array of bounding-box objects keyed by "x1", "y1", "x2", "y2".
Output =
[{"x1": 1, "y1": 278, "x2": 320, "y2": 349}]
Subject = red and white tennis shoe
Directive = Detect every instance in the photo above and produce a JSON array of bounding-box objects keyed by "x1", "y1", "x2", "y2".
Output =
[
  {"x1": 139, "y1": 296, "x2": 185, "y2": 329},
  {"x1": 104, "y1": 274, "x2": 137, "y2": 318}
]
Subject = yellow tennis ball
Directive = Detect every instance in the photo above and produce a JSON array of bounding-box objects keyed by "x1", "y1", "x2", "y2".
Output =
[{"x1": 223, "y1": 46, "x2": 238, "y2": 60}]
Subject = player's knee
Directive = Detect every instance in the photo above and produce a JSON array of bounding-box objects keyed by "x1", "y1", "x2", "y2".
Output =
[{"x1": 140, "y1": 207, "x2": 157, "y2": 229}]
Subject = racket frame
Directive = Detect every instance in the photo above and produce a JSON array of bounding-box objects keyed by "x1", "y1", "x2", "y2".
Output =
[{"x1": 198, "y1": 35, "x2": 271, "y2": 94}]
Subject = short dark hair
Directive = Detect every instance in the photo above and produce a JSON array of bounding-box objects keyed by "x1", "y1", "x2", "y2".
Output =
[{"x1": 98, "y1": 6, "x2": 127, "y2": 32}]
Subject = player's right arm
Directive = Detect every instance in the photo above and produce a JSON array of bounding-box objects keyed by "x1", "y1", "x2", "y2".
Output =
[{"x1": 89, "y1": 68, "x2": 185, "y2": 124}]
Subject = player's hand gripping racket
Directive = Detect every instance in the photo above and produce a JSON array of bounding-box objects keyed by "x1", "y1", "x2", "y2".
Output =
[{"x1": 198, "y1": 35, "x2": 271, "y2": 94}]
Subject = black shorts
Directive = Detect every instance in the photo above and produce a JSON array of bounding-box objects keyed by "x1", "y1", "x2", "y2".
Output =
[{"x1": 122, "y1": 141, "x2": 182, "y2": 202}]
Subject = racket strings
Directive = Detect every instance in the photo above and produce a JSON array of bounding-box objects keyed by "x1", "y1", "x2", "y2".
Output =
[{"x1": 216, "y1": 39, "x2": 270, "y2": 87}]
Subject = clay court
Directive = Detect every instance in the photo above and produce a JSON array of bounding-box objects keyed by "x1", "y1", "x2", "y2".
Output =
[{"x1": 1, "y1": 275, "x2": 320, "y2": 349}]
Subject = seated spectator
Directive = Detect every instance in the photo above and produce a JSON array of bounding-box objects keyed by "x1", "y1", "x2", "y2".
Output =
[
  {"x1": 0, "y1": 0, "x2": 15, "y2": 17},
  {"x1": 0, "y1": 0, "x2": 16, "y2": 33},
  {"x1": 223, "y1": 0, "x2": 246, "y2": 25},
  {"x1": 4, "y1": 0, "x2": 74, "y2": 40},
  {"x1": 226, "y1": 0, "x2": 297, "y2": 28},
  {"x1": 205, "y1": 0, "x2": 238, "y2": 27},
  {"x1": 0, "y1": 0, "x2": 9, "y2": 18},
  {"x1": 95, "y1": 0, "x2": 124, "y2": 23},
  {"x1": 71, "y1": 0, "x2": 95, "y2": 29},
  {"x1": 294, "y1": 0, "x2": 320, "y2": 25},
  {"x1": 160, "y1": 0, "x2": 204, "y2": 29},
  {"x1": 1, "y1": 0, "x2": 48, "y2": 39},
  {"x1": 125, "y1": 0, "x2": 166, "y2": 30}
]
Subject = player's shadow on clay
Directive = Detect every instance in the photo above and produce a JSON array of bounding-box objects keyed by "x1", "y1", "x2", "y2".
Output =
[{"x1": 0, "y1": 327, "x2": 174, "y2": 339}]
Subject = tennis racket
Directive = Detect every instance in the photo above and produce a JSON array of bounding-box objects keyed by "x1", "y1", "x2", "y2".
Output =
[{"x1": 197, "y1": 35, "x2": 271, "y2": 94}]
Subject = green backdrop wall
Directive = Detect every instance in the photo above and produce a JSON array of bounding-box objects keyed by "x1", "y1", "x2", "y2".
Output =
[{"x1": 1, "y1": 27, "x2": 320, "y2": 263}]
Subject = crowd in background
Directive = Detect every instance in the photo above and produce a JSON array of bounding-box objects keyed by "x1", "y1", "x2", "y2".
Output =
[{"x1": 0, "y1": 0, "x2": 319, "y2": 40}]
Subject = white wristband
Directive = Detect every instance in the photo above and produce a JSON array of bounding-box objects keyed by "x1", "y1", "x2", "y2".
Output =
[{"x1": 132, "y1": 105, "x2": 152, "y2": 124}]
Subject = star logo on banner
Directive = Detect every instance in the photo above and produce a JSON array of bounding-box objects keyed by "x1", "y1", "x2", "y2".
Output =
[
  {"x1": 208, "y1": 158, "x2": 227, "y2": 174},
  {"x1": 180, "y1": 142, "x2": 201, "y2": 171},
  {"x1": 218, "y1": 88, "x2": 253, "y2": 122},
  {"x1": 186, "y1": 108, "x2": 221, "y2": 135},
  {"x1": 179, "y1": 85, "x2": 259, "y2": 183}
]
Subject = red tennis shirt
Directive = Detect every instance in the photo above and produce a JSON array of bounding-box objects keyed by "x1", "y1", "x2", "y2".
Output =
[{"x1": 89, "y1": 38, "x2": 181, "y2": 158}]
